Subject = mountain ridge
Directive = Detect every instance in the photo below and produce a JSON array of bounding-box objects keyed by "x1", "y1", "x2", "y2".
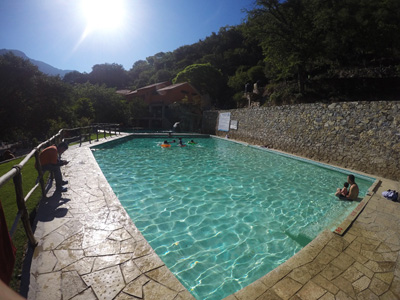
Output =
[{"x1": 0, "y1": 49, "x2": 75, "y2": 77}]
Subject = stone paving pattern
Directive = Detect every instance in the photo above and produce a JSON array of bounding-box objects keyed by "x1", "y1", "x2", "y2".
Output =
[
  {"x1": 27, "y1": 135, "x2": 400, "y2": 300},
  {"x1": 28, "y1": 135, "x2": 195, "y2": 300}
]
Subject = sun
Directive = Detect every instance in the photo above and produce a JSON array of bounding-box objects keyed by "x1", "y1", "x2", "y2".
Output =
[{"x1": 81, "y1": 0, "x2": 126, "y2": 34}]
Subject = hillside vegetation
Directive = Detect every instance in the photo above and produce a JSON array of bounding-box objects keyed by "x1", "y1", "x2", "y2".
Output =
[{"x1": 1, "y1": 0, "x2": 399, "y2": 143}]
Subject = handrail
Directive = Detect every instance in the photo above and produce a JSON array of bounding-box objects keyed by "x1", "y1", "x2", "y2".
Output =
[{"x1": 0, "y1": 123, "x2": 120, "y2": 247}]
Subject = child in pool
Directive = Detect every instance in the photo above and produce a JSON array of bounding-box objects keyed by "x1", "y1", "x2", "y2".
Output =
[
  {"x1": 337, "y1": 182, "x2": 349, "y2": 197},
  {"x1": 178, "y1": 137, "x2": 186, "y2": 147}
]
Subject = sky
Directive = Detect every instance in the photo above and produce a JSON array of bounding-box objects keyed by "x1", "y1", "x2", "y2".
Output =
[{"x1": 0, "y1": 0, "x2": 255, "y2": 73}]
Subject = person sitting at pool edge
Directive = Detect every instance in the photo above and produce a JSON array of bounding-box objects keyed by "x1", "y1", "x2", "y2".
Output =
[{"x1": 335, "y1": 174, "x2": 359, "y2": 200}]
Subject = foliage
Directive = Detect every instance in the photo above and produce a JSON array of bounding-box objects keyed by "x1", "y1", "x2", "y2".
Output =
[
  {"x1": 89, "y1": 63, "x2": 129, "y2": 88},
  {"x1": 2, "y1": 0, "x2": 400, "y2": 142},
  {"x1": 127, "y1": 97, "x2": 149, "y2": 122},
  {"x1": 0, "y1": 53, "x2": 40, "y2": 141},
  {"x1": 74, "y1": 97, "x2": 95, "y2": 121},
  {"x1": 246, "y1": 0, "x2": 400, "y2": 95},
  {"x1": 72, "y1": 82, "x2": 129, "y2": 124},
  {"x1": 63, "y1": 70, "x2": 89, "y2": 84},
  {"x1": 173, "y1": 63, "x2": 226, "y2": 105},
  {"x1": 228, "y1": 67, "x2": 251, "y2": 92},
  {"x1": 0, "y1": 54, "x2": 133, "y2": 142}
]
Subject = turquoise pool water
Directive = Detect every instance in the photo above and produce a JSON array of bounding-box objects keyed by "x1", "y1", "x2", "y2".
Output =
[{"x1": 92, "y1": 136, "x2": 375, "y2": 300}]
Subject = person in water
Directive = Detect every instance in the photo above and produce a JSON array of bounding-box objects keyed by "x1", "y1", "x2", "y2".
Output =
[
  {"x1": 335, "y1": 174, "x2": 359, "y2": 200},
  {"x1": 161, "y1": 141, "x2": 171, "y2": 148},
  {"x1": 337, "y1": 182, "x2": 349, "y2": 197},
  {"x1": 188, "y1": 140, "x2": 196, "y2": 145},
  {"x1": 178, "y1": 138, "x2": 185, "y2": 147}
]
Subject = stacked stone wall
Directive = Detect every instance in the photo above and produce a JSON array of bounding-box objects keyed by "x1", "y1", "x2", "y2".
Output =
[{"x1": 202, "y1": 101, "x2": 400, "y2": 180}]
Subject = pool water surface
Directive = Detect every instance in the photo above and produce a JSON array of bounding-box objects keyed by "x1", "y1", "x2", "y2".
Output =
[{"x1": 92, "y1": 136, "x2": 374, "y2": 300}]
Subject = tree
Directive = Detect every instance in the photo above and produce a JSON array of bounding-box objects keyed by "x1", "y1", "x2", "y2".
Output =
[
  {"x1": 0, "y1": 53, "x2": 40, "y2": 140},
  {"x1": 150, "y1": 69, "x2": 172, "y2": 83},
  {"x1": 128, "y1": 60, "x2": 153, "y2": 89},
  {"x1": 315, "y1": 0, "x2": 400, "y2": 68},
  {"x1": 73, "y1": 83, "x2": 129, "y2": 124},
  {"x1": 89, "y1": 63, "x2": 128, "y2": 88},
  {"x1": 247, "y1": 0, "x2": 325, "y2": 94},
  {"x1": 173, "y1": 63, "x2": 226, "y2": 105},
  {"x1": 29, "y1": 75, "x2": 74, "y2": 138},
  {"x1": 246, "y1": 0, "x2": 400, "y2": 95},
  {"x1": 63, "y1": 71, "x2": 89, "y2": 85},
  {"x1": 74, "y1": 97, "x2": 95, "y2": 121},
  {"x1": 227, "y1": 66, "x2": 251, "y2": 92}
]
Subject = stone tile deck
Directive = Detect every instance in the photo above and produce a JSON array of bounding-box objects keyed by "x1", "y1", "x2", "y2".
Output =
[{"x1": 26, "y1": 134, "x2": 400, "y2": 300}]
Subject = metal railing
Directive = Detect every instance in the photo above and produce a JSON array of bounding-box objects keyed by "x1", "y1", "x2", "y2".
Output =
[{"x1": 0, "y1": 123, "x2": 120, "y2": 246}]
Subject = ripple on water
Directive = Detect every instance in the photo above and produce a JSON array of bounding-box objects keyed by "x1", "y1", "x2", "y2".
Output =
[{"x1": 93, "y1": 137, "x2": 375, "y2": 300}]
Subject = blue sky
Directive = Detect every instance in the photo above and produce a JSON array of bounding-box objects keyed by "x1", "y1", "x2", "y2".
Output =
[{"x1": 0, "y1": 0, "x2": 254, "y2": 73}]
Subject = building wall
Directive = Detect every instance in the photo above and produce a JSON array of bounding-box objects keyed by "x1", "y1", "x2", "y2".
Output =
[{"x1": 202, "y1": 101, "x2": 400, "y2": 180}]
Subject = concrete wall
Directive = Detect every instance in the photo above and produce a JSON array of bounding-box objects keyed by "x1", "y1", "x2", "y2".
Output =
[{"x1": 202, "y1": 101, "x2": 400, "y2": 180}]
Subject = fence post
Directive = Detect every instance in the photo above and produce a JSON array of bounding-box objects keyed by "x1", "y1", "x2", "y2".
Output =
[
  {"x1": 88, "y1": 127, "x2": 92, "y2": 144},
  {"x1": 96, "y1": 125, "x2": 99, "y2": 142},
  {"x1": 34, "y1": 150, "x2": 46, "y2": 198},
  {"x1": 12, "y1": 166, "x2": 37, "y2": 246}
]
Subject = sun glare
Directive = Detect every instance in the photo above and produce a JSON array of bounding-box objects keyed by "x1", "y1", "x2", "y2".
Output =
[{"x1": 81, "y1": 0, "x2": 126, "y2": 33}]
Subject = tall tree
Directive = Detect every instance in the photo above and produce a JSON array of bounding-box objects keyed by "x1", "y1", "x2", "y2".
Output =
[
  {"x1": 89, "y1": 63, "x2": 128, "y2": 88},
  {"x1": 247, "y1": 0, "x2": 324, "y2": 94},
  {"x1": 173, "y1": 63, "x2": 226, "y2": 105},
  {"x1": 63, "y1": 71, "x2": 89, "y2": 85},
  {"x1": 73, "y1": 83, "x2": 129, "y2": 124},
  {"x1": 0, "y1": 53, "x2": 40, "y2": 140}
]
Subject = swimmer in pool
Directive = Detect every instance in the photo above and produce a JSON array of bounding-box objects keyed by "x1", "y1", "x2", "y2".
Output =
[
  {"x1": 161, "y1": 141, "x2": 171, "y2": 148},
  {"x1": 178, "y1": 138, "x2": 186, "y2": 147}
]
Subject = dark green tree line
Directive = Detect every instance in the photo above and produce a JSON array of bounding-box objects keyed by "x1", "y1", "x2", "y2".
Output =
[
  {"x1": 0, "y1": 54, "x2": 131, "y2": 143},
  {"x1": 246, "y1": 0, "x2": 400, "y2": 101}
]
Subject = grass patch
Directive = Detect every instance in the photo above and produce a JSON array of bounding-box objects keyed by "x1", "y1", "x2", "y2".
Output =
[{"x1": 0, "y1": 157, "x2": 46, "y2": 292}]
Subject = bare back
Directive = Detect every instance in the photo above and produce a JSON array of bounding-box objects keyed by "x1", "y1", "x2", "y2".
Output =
[{"x1": 348, "y1": 183, "x2": 359, "y2": 200}]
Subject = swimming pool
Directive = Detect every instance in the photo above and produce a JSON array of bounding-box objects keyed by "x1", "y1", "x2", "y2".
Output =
[{"x1": 92, "y1": 136, "x2": 375, "y2": 300}]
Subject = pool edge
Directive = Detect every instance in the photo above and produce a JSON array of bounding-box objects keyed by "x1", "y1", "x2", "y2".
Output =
[{"x1": 89, "y1": 133, "x2": 392, "y2": 300}]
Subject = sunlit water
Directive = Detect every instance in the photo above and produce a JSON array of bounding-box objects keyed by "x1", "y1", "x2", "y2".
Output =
[{"x1": 92, "y1": 136, "x2": 374, "y2": 300}]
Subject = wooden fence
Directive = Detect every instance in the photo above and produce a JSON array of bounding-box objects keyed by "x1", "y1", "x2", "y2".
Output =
[{"x1": 0, "y1": 123, "x2": 120, "y2": 246}]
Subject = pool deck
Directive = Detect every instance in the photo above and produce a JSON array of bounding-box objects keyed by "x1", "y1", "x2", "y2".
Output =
[{"x1": 25, "y1": 134, "x2": 400, "y2": 300}]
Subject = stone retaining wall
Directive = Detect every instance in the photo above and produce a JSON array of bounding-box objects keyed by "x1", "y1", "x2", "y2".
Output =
[{"x1": 202, "y1": 101, "x2": 400, "y2": 180}]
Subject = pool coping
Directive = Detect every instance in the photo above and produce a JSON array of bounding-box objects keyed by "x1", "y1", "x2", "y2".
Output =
[{"x1": 25, "y1": 133, "x2": 400, "y2": 299}]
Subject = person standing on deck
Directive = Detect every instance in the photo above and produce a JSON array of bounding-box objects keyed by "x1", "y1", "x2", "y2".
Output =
[{"x1": 39, "y1": 142, "x2": 69, "y2": 193}]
